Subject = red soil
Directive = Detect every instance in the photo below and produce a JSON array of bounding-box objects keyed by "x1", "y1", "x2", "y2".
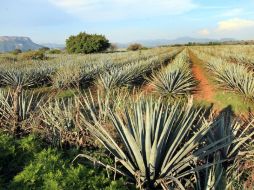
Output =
[
  {"x1": 142, "y1": 83, "x2": 155, "y2": 94},
  {"x1": 189, "y1": 50, "x2": 214, "y2": 101}
]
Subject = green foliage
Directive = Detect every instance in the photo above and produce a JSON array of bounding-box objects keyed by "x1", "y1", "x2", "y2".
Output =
[
  {"x1": 10, "y1": 148, "x2": 129, "y2": 190},
  {"x1": 12, "y1": 49, "x2": 22, "y2": 55},
  {"x1": 66, "y1": 32, "x2": 110, "y2": 54},
  {"x1": 0, "y1": 133, "x2": 130, "y2": 189},
  {"x1": 48, "y1": 49, "x2": 62, "y2": 54},
  {"x1": 0, "y1": 134, "x2": 42, "y2": 187},
  {"x1": 39, "y1": 47, "x2": 50, "y2": 52},
  {"x1": 127, "y1": 43, "x2": 143, "y2": 51}
]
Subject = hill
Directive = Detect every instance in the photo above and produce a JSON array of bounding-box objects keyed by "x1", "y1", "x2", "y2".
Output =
[{"x1": 0, "y1": 36, "x2": 43, "y2": 52}]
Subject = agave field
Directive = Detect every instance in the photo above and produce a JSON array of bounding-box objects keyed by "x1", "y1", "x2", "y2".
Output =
[{"x1": 0, "y1": 46, "x2": 254, "y2": 189}]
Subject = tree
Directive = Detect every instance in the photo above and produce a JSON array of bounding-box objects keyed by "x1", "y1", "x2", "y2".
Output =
[
  {"x1": 127, "y1": 43, "x2": 143, "y2": 51},
  {"x1": 66, "y1": 32, "x2": 110, "y2": 54},
  {"x1": 12, "y1": 49, "x2": 22, "y2": 55}
]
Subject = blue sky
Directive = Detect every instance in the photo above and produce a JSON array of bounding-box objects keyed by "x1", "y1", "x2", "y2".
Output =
[{"x1": 1, "y1": 0, "x2": 254, "y2": 44}]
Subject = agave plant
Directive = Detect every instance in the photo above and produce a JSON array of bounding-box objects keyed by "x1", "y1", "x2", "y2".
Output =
[
  {"x1": 52, "y1": 62, "x2": 99, "y2": 89},
  {"x1": 192, "y1": 49, "x2": 254, "y2": 100},
  {"x1": 0, "y1": 89, "x2": 44, "y2": 135},
  {"x1": 98, "y1": 50, "x2": 181, "y2": 92},
  {"x1": 0, "y1": 70, "x2": 37, "y2": 88},
  {"x1": 40, "y1": 96, "x2": 95, "y2": 147},
  {"x1": 150, "y1": 51, "x2": 197, "y2": 98},
  {"x1": 194, "y1": 152, "x2": 224, "y2": 190},
  {"x1": 207, "y1": 57, "x2": 254, "y2": 100},
  {"x1": 207, "y1": 108, "x2": 254, "y2": 189},
  {"x1": 78, "y1": 98, "x2": 231, "y2": 189}
]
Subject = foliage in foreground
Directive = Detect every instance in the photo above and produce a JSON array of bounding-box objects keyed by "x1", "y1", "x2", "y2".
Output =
[{"x1": 0, "y1": 133, "x2": 130, "y2": 190}]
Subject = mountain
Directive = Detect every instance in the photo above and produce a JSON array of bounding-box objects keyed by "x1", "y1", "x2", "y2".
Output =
[
  {"x1": 118, "y1": 37, "x2": 236, "y2": 48},
  {"x1": 0, "y1": 36, "x2": 43, "y2": 52},
  {"x1": 40, "y1": 43, "x2": 65, "y2": 49}
]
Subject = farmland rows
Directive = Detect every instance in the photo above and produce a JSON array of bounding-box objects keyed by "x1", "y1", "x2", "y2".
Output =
[
  {"x1": 190, "y1": 47, "x2": 254, "y2": 101},
  {"x1": 194, "y1": 45, "x2": 254, "y2": 68},
  {"x1": 0, "y1": 46, "x2": 254, "y2": 189},
  {"x1": 0, "y1": 47, "x2": 181, "y2": 90}
]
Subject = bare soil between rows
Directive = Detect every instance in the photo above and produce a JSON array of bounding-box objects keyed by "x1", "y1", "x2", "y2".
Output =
[{"x1": 188, "y1": 50, "x2": 215, "y2": 102}]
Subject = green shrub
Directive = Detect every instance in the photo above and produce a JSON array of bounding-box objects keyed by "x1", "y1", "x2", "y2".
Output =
[
  {"x1": 0, "y1": 134, "x2": 42, "y2": 187},
  {"x1": 12, "y1": 49, "x2": 22, "y2": 55},
  {"x1": 10, "y1": 148, "x2": 129, "y2": 190},
  {"x1": 48, "y1": 49, "x2": 62, "y2": 54},
  {"x1": 39, "y1": 47, "x2": 50, "y2": 52},
  {"x1": 0, "y1": 133, "x2": 16, "y2": 186},
  {"x1": 127, "y1": 43, "x2": 143, "y2": 51},
  {"x1": 66, "y1": 32, "x2": 110, "y2": 54},
  {"x1": 19, "y1": 50, "x2": 46, "y2": 60}
]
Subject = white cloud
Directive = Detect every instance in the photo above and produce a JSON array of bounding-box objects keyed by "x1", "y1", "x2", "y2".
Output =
[
  {"x1": 197, "y1": 18, "x2": 254, "y2": 40},
  {"x1": 198, "y1": 28, "x2": 210, "y2": 35},
  {"x1": 49, "y1": 0, "x2": 197, "y2": 21},
  {"x1": 217, "y1": 18, "x2": 254, "y2": 31}
]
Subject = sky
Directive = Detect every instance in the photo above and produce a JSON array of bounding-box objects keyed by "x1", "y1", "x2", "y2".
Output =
[{"x1": 1, "y1": 0, "x2": 254, "y2": 44}]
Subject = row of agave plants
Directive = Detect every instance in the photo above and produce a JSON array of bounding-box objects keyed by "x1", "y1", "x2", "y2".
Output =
[
  {"x1": 195, "y1": 45, "x2": 254, "y2": 68},
  {"x1": 0, "y1": 47, "x2": 180, "y2": 90},
  {"x1": 148, "y1": 49, "x2": 197, "y2": 98},
  {"x1": 97, "y1": 49, "x2": 181, "y2": 91},
  {"x1": 0, "y1": 85, "x2": 254, "y2": 189},
  {"x1": 191, "y1": 47, "x2": 254, "y2": 101}
]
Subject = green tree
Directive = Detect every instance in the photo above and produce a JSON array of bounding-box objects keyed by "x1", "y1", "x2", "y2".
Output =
[
  {"x1": 12, "y1": 49, "x2": 22, "y2": 55},
  {"x1": 66, "y1": 32, "x2": 110, "y2": 54}
]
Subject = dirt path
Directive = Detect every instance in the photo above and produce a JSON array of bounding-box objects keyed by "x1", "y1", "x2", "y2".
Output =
[{"x1": 188, "y1": 50, "x2": 215, "y2": 102}]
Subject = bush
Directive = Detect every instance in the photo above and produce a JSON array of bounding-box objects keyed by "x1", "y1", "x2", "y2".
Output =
[
  {"x1": 127, "y1": 43, "x2": 143, "y2": 51},
  {"x1": 19, "y1": 50, "x2": 46, "y2": 60},
  {"x1": 10, "y1": 148, "x2": 129, "y2": 190},
  {"x1": 66, "y1": 32, "x2": 110, "y2": 54},
  {"x1": 39, "y1": 47, "x2": 50, "y2": 52},
  {"x1": 12, "y1": 49, "x2": 22, "y2": 55},
  {"x1": 48, "y1": 49, "x2": 62, "y2": 54},
  {"x1": 0, "y1": 134, "x2": 42, "y2": 187},
  {"x1": 0, "y1": 133, "x2": 131, "y2": 189}
]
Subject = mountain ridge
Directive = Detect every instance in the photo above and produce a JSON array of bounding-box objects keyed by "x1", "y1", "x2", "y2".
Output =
[{"x1": 0, "y1": 36, "x2": 43, "y2": 52}]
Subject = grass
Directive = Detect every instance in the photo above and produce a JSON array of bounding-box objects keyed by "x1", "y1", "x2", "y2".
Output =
[
  {"x1": 56, "y1": 89, "x2": 77, "y2": 99},
  {"x1": 214, "y1": 90, "x2": 254, "y2": 114}
]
